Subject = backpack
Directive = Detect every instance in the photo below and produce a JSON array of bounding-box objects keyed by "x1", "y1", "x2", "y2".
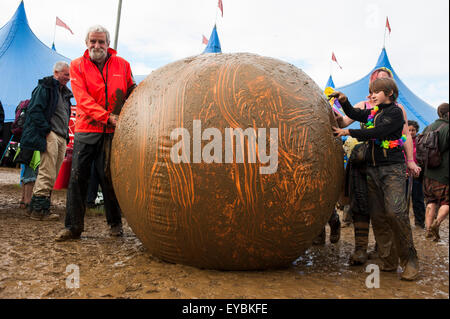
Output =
[
  {"x1": 416, "y1": 123, "x2": 447, "y2": 169},
  {"x1": 11, "y1": 99, "x2": 30, "y2": 138}
]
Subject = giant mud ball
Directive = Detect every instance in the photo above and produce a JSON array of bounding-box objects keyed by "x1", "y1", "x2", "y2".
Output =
[{"x1": 111, "y1": 53, "x2": 344, "y2": 270}]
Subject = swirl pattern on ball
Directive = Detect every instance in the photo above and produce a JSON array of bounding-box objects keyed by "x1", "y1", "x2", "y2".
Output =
[{"x1": 111, "y1": 53, "x2": 344, "y2": 270}]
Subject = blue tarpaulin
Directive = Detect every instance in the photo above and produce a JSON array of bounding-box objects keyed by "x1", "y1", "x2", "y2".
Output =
[{"x1": 0, "y1": 1, "x2": 71, "y2": 122}]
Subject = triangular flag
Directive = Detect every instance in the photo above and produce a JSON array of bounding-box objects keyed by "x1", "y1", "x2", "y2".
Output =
[
  {"x1": 332, "y1": 52, "x2": 343, "y2": 70},
  {"x1": 218, "y1": 0, "x2": 223, "y2": 17},
  {"x1": 386, "y1": 17, "x2": 391, "y2": 34},
  {"x1": 202, "y1": 35, "x2": 209, "y2": 45},
  {"x1": 56, "y1": 17, "x2": 74, "y2": 35}
]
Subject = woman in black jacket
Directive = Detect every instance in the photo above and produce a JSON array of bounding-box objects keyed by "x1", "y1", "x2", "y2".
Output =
[{"x1": 331, "y1": 78, "x2": 419, "y2": 281}]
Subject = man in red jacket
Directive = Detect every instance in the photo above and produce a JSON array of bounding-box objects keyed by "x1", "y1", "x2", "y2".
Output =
[{"x1": 56, "y1": 25, "x2": 136, "y2": 241}]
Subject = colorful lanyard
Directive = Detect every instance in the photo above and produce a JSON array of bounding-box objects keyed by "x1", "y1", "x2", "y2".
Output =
[{"x1": 365, "y1": 105, "x2": 407, "y2": 149}]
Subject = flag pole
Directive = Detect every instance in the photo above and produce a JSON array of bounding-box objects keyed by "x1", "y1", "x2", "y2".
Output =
[
  {"x1": 383, "y1": 17, "x2": 387, "y2": 48},
  {"x1": 113, "y1": 0, "x2": 123, "y2": 50},
  {"x1": 215, "y1": 6, "x2": 218, "y2": 25},
  {"x1": 329, "y1": 59, "x2": 332, "y2": 79},
  {"x1": 52, "y1": 17, "x2": 57, "y2": 47}
]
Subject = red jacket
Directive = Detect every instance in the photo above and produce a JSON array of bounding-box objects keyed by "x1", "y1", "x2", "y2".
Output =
[{"x1": 70, "y1": 48, "x2": 135, "y2": 133}]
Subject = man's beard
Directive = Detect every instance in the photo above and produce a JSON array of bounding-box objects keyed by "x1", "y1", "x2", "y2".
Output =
[{"x1": 89, "y1": 48, "x2": 107, "y2": 63}]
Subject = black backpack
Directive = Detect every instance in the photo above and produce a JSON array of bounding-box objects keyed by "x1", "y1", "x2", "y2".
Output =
[
  {"x1": 11, "y1": 99, "x2": 30, "y2": 139},
  {"x1": 416, "y1": 123, "x2": 447, "y2": 169}
]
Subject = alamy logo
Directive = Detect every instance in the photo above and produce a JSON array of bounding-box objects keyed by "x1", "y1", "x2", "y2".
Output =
[
  {"x1": 170, "y1": 120, "x2": 279, "y2": 175},
  {"x1": 65, "y1": 264, "x2": 80, "y2": 289},
  {"x1": 365, "y1": 264, "x2": 380, "y2": 289}
]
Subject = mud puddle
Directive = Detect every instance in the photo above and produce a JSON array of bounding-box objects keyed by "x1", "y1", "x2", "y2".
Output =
[{"x1": 0, "y1": 167, "x2": 448, "y2": 299}]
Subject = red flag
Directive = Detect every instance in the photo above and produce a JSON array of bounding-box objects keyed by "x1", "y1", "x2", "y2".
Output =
[
  {"x1": 202, "y1": 35, "x2": 209, "y2": 45},
  {"x1": 386, "y1": 17, "x2": 391, "y2": 34},
  {"x1": 56, "y1": 17, "x2": 74, "y2": 35},
  {"x1": 218, "y1": 0, "x2": 223, "y2": 17},
  {"x1": 332, "y1": 52, "x2": 343, "y2": 69}
]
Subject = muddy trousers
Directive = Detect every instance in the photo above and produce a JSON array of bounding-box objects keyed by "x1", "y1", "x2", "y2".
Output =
[
  {"x1": 65, "y1": 134, "x2": 121, "y2": 235},
  {"x1": 367, "y1": 164, "x2": 417, "y2": 268},
  {"x1": 33, "y1": 131, "x2": 67, "y2": 197},
  {"x1": 348, "y1": 163, "x2": 370, "y2": 252}
]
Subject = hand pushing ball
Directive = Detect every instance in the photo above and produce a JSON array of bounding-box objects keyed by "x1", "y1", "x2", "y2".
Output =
[{"x1": 111, "y1": 53, "x2": 344, "y2": 270}]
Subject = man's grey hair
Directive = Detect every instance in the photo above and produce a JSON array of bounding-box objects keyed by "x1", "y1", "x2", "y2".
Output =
[
  {"x1": 53, "y1": 61, "x2": 70, "y2": 72},
  {"x1": 85, "y1": 25, "x2": 111, "y2": 45}
]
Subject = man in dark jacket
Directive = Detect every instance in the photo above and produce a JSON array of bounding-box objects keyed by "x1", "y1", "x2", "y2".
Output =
[
  {"x1": 18, "y1": 61, "x2": 73, "y2": 220},
  {"x1": 424, "y1": 103, "x2": 449, "y2": 241}
]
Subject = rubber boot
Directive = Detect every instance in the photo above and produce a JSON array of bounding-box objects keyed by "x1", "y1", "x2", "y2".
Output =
[
  {"x1": 349, "y1": 221, "x2": 369, "y2": 265},
  {"x1": 30, "y1": 196, "x2": 58, "y2": 221},
  {"x1": 312, "y1": 228, "x2": 326, "y2": 245},
  {"x1": 329, "y1": 211, "x2": 341, "y2": 243}
]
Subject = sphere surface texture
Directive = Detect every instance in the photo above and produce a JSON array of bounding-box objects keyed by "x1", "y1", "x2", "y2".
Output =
[{"x1": 111, "y1": 53, "x2": 344, "y2": 270}]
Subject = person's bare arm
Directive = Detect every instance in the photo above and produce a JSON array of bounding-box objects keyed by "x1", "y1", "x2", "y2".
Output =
[{"x1": 397, "y1": 104, "x2": 421, "y2": 177}]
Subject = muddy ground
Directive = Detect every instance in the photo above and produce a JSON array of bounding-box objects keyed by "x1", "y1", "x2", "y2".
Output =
[{"x1": 0, "y1": 167, "x2": 448, "y2": 299}]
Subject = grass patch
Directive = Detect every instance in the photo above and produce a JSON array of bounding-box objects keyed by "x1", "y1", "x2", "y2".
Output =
[{"x1": 86, "y1": 205, "x2": 105, "y2": 217}]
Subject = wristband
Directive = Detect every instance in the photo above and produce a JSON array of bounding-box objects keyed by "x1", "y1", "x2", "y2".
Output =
[{"x1": 407, "y1": 160, "x2": 415, "y2": 162}]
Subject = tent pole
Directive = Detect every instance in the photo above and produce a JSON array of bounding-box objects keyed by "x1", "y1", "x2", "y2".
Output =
[
  {"x1": 113, "y1": 0, "x2": 123, "y2": 50},
  {"x1": 52, "y1": 17, "x2": 57, "y2": 47},
  {"x1": 329, "y1": 59, "x2": 332, "y2": 79}
]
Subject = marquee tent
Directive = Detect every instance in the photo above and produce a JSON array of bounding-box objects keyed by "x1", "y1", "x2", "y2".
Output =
[
  {"x1": 203, "y1": 25, "x2": 222, "y2": 54},
  {"x1": 325, "y1": 75, "x2": 335, "y2": 89},
  {"x1": 334, "y1": 48, "x2": 437, "y2": 130},
  {"x1": 0, "y1": 1, "x2": 71, "y2": 122}
]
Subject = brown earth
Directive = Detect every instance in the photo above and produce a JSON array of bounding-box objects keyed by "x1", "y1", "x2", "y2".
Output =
[{"x1": 0, "y1": 167, "x2": 448, "y2": 299}]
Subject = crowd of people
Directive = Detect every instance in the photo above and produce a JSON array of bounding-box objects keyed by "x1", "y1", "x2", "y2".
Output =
[{"x1": 0, "y1": 25, "x2": 448, "y2": 283}]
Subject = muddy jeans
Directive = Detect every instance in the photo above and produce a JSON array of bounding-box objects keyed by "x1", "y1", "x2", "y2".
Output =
[
  {"x1": 65, "y1": 134, "x2": 121, "y2": 235},
  {"x1": 367, "y1": 163, "x2": 417, "y2": 268},
  {"x1": 33, "y1": 131, "x2": 67, "y2": 197}
]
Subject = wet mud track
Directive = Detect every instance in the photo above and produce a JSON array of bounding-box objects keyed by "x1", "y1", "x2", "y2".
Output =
[{"x1": 0, "y1": 167, "x2": 448, "y2": 299}]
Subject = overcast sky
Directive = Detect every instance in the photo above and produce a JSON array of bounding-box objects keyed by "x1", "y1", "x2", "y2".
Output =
[{"x1": 1, "y1": 0, "x2": 448, "y2": 107}]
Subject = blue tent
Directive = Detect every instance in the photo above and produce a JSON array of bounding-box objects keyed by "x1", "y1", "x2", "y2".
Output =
[
  {"x1": 203, "y1": 25, "x2": 222, "y2": 54},
  {"x1": 325, "y1": 75, "x2": 335, "y2": 89},
  {"x1": 336, "y1": 48, "x2": 437, "y2": 130},
  {"x1": 0, "y1": 1, "x2": 71, "y2": 122}
]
